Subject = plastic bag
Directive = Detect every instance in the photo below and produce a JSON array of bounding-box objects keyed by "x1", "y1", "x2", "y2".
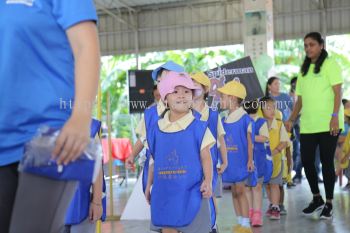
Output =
[{"x1": 18, "y1": 126, "x2": 102, "y2": 183}]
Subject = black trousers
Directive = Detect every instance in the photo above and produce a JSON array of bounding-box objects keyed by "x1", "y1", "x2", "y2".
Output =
[
  {"x1": 300, "y1": 132, "x2": 339, "y2": 200},
  {"x1": 0, "y1": 163, "x2": 19, "y2": 233}
]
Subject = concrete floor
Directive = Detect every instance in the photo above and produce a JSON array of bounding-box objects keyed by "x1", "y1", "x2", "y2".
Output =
[{"x1": 101, "y1": 177, "x2": 350, "y2": 233}]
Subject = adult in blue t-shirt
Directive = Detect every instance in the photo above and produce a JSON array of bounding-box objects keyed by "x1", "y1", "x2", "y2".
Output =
[
  {"x1": 265, "y1": 76, "x2": 293, "y2": 122},
  {"x1": 0, "y1": 0, "x2": 100, "y2": 232}
]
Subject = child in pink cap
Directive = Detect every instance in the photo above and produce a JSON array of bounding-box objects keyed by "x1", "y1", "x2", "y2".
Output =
[{"x1": 145, "y1": 72, "x2": 215, "y2": 233}]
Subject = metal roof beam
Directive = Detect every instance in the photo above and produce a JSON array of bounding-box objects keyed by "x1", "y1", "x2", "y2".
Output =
[{"x1": 95, "y1": 2, "x2": 136, "y2": 29}]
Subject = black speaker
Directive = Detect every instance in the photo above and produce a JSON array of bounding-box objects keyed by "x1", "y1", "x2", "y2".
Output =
[{"x1": 128, "y1": 70, "x2": 155, "y2": 114}]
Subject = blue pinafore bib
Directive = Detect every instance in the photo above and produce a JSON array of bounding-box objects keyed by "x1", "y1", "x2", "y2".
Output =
[
  {"x1": 222, "y1": 113, "x2": 254, "y2": 183},
  {"x1": 65, "y1": 119, "x2": 107, "y2": 225},
  {"x1": 142, "y1": 105, "x2": 160, "y2": 192},
  {"x1": 253, "y1": 118, "x2": 268, "y2": 178},
  {"x1": 202, "y1": 109, "x2": 219, "y2": 229},
  {"x1": 207, "y1": 109, "x2": 219, "y2": 187},
  {"x1": 142, "y1": 107, "x2": 202, "y2": 192},
  {"x1": 147, "y1": 119, "x2": 207, "y2": 227},
  {"x1": 263, "y1": 142, "x2": 273, "y2": 183}
]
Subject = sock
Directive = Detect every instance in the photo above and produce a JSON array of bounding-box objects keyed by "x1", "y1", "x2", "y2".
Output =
[
  {"x1": 272, "y1": 204, "x2": 280, "y2": 210},
  {"x1": 237, "y1": 216, "x2": 243, "y2": 225},
  {"x1": 241, "y1": 217, "x2": 250, "y2": 228}
]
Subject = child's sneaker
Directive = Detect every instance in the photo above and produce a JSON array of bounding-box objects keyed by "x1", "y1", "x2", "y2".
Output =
[
  {"x1": 270, "y1": 206, "x2": 281, "y2": 220},
  {"x1": 249, "y1": 209, "x2": 254, "y2": 221},
  {"x1": 302, "y1": 196, "x2": 324, "y2": 216},
  {"x1": 232, "y1": 225, "x2": 241, "y2": 232},
  {"x1": 251, "y1": 210, "x2": 263, "y2": 227},
  {"x1": 210, "y1": 225, "x2": 219, "y2": 233},
  {"x1": 279, "y1": 204, "x2": 287, "y2": 215},
  {"x1": 342, "y1": 183, "x2": 350, "y2": 190},
  {"x1": 265, "y1": 204, "x2": 272, "y2": 217},
  {"x1": 237, "y1": 226, "x2": 253, "y2": 233},
  {"x1": 320, "y1": 203, "x2": 333, "y2": 220}
]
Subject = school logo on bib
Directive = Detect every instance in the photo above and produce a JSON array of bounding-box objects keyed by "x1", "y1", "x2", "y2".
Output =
[
  {"x1": 226, "y1": 135, "x2": 238, "y2": 151},
  {"x1": 167, "y1": 150, "x2": 179, "y2": 165},
  {"x1": 158, "y1": 150, "x2": 188, "y2": 180},
  {"x1": 6, "y1": 0, "x2": 34, "y2": 6}
]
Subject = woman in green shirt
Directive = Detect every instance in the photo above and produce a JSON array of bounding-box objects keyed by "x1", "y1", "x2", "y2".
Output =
[{"x1": 286, "y1": 32, "x2": 344, "y2": 220}]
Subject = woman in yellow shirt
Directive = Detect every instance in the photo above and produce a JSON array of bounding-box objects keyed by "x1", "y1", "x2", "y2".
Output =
[{"x1": 286, "y1": 32, "x2": 344, "y2": 220}]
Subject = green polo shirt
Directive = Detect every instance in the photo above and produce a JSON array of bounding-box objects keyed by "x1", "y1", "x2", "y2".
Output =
[{"x1": 296, "y1": 57, "x2": 344, "y2": 134}]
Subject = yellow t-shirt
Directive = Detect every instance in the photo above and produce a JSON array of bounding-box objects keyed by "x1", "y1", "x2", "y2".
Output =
[
  {"x1": 340, "y1": 131, "x2": 350, "y2": 169},
  {"x1": 268, "y1": 118, "x2": 289, "y2": 177},
  {"x1": 296, "y1": 57, "x2": 344, "y2": 133},
  {"x1": 268, "y1": 118, "x2": 289, "y2": 143}
]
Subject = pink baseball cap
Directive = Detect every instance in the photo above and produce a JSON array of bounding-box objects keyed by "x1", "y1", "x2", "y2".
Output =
[{"x1": 158, "y1": 71, "x2": 200, "y2": 101}]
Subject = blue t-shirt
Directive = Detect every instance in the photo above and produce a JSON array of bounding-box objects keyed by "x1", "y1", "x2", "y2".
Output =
[
  {"x1": 270, "y1": 93, "x2": 293, "y2": 121},
  {"x1": 0, "y1": 0, "x2": 98, "y2": 166}
]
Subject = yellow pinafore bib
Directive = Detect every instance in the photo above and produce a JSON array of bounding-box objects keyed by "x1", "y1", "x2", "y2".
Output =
[{"x1": 269, "y1": 119, "x2": 283, "y2": 178}]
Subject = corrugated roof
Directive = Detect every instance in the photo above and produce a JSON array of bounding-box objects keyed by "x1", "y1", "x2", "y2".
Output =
[{"x1": 94, "y1": 0, "x2": 186, "y2": 10}]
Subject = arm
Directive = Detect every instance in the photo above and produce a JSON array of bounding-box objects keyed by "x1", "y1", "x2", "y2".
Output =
[
  {"x1": 343, "y1": 151, "x2": 350, "y2": 163},
  {"x1": 247, "y1": 132, "x2": 254, "y2": 171},
  {"x1": 330, "y1": 84, "x2": 342, "y2": 136},
  {"x1": 286, "y1": 96, "x2": 302, "y2": 132},
  {"x1": 126, "y1": 139, "x2": 145, "y2": 169},
  {"x1": 218, "y1": 135, "x2": 228, "y2": 174},
  {"x1": 255, "y1": 135, "x2": 269, "y2": 143},
  {"x1": 200, "y1": 146, "x2": 213, "y2": 198},
  {"x1": 285, "y1": 146, "x2": 293, "y2": 174},
  {"x1": 271, "y1": 142, "x2": 288, "y2": 156},
  {"x1": 145, "y1": 162, "x2": 154, "y2": 204},
  {"x1": 338, "y1": 136, "x2": 346, "y2": 144},
  {"x1": 89, "y1": 165, "x2": 103, "y2": 222},
  {"x1": 53, "y1": 22, "x2": 100, "y2": 164}
]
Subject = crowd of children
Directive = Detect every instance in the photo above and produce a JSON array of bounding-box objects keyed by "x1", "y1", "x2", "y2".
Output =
[{"x1": 125, "y1": 60, "x2": 349, "y2": 233}]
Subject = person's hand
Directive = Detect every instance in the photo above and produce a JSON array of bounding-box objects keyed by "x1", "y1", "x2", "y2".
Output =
[
  {"x1": 200, "y1": 179, "x2": 212, "y2": 199},
  {"x1": 247, "y1": 159, "x2": 254, "y2": 172},
  {"x1": 285, "y1": 120, "x2": 293, "y2": 132},
  {"x1": 341, "y1": 154, "x2": 350, "y2": 164},
  {"x1": 330, "y1": 116, "x2": 340, "y2": 136},
  {"x1": 145, "y1": 185, "x2": 151, "y2": 205},
  {"x1": 125, "y1": 156, "x2": 135, "y2": 169},
  {"x1": 335, "y1": 167, "x2": 342, "y2": 176},
  {"x1": 217, "y1": 162, "x2": 227, "y2": 174},
  {"x1": 52, "y1": 114, "x2": 91, "y2": 165},
  {"x1": 287, "y1": 159, "x2": 293, "y2": 174},
  {"x1": 89, "y1": 201, "x2": 103, "y2": 223}
]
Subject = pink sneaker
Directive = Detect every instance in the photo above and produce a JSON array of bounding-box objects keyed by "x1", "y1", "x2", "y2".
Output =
[
  {"x1": 251, "y1": 210, "x2": 263, "y2": 227},
  {"x1": 249, "y1": 209, "x2": 254, "y2": 221},
  {"x1": 265, "y1": 205, "x2": 272, "y2": 217},
  {"x1": 270, "y1": 207, "x2": 281, "y2": 220}
]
